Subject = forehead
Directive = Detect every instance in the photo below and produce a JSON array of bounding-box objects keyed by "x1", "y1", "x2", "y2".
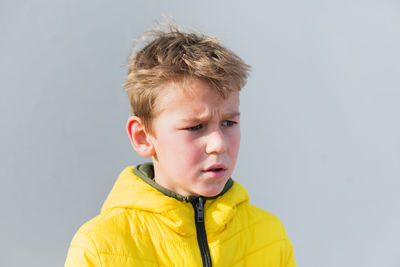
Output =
[{"x1": 154, "y1": 79, "x2": 239, "y2": 118}]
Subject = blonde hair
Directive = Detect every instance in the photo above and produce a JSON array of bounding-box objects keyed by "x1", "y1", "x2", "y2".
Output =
[{"x1": 124, "y1": 21, "x2": 250, "y2": 132}]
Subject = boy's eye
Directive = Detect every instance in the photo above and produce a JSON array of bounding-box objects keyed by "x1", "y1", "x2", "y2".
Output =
[
  {"x1": 221, "y1": 120, "x2": 236, "y2": 127},
  {"x1": 186, "y1": 124, "x2": 202, "y2": 131}
]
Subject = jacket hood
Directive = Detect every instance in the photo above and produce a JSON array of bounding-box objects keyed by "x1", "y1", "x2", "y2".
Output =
[{"x1": 101, "y1": 165, "x2": 249, "y2": 235}]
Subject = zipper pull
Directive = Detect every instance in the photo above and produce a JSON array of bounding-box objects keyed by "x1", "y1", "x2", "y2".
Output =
[{"x1": 196, "y1": 197, "x2": 204, "y2": 223}]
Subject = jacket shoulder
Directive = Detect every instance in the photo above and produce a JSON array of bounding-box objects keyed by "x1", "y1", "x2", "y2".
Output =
[
  {"x1": 76, "y1": 208, "x2": 128, "y2": 234},
  {"x1": 65, "y1": 228, "x2": 101, "y2": 267},
  {"x1": 235, "y1": 203, "x2": 297, "y2": 266},
  {"x1": 240, "y1": 203, "x2": 287, "y2": 238},
  {"x1": 65, "y1": 208, "x2": 138, "y2": 266}
]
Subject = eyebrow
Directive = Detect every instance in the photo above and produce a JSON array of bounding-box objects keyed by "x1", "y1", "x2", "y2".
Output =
[{"x1": 181, "y1": 111, "x2": 241, "y2": 123}]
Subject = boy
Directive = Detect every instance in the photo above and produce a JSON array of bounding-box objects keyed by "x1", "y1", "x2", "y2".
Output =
[{"x1": 65, "y1": 22, "x2": 296, "y2": 266}]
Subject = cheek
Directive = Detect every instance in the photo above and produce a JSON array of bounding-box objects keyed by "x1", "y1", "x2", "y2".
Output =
[
  {"x1": 158, "y1": 134, "x2": 203, "y2": 162},
  {"x1": 179, "y1": 141, "x2": 203, "y2": 161},
  {"x1": 152, "y1": 132, "x2": 176, "y2": 160},
  {"x1": 230, "y1": 130, "x2": 241, "y2": 159}
]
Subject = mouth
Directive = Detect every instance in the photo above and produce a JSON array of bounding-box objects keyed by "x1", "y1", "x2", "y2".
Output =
[
  {"x1": 206, "y1": 168, "x2": 225, "y2": 172},
  {"x1": 202, "y1": 164, "x2": 227, "y2": 177},
  {"x1": 205, "y1": 168, "x2": 225, "y2": 172},
  {"x1": 204, "y1": 163, "x2": 226, "y2": 171}
]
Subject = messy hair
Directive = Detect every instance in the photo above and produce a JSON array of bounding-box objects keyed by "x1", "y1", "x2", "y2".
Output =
[{"x1": 123, "y1": 20, "x2": 251, "y2": 132}]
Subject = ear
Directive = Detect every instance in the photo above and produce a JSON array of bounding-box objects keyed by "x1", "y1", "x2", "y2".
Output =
[{"x1": 126, "y1": 116, "x2": 155, "y2": 157}]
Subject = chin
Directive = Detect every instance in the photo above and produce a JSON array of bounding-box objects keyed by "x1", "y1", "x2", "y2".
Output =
[{"x1": 197, "y1": 185, "x2": 225, "y2": 197}]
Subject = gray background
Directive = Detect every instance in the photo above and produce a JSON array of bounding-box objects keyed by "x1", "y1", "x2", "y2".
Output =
[{"x1": 1, "y1": 0, "x2": 399, "y2": 266}]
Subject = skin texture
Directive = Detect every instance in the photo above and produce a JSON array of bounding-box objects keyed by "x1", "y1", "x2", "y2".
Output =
[{"x1": 127, "y1": 79, "x2": 241, "y2": 197}]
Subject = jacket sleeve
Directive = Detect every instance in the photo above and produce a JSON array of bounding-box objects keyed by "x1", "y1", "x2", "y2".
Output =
[
  {"x1": 65, "y1": 231, "x2": 101, "y2": 267},
  {"x1": 283, "y1": 236, "x2": 297, "y2": 267}
]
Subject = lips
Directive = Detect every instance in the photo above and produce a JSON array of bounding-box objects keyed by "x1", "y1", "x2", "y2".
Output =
[
  {"x1": 203, "y1": 164, "x2": 226, "y2": 172},
  {"x1": 208, "y1": 168, "x2": 224, "y2": 172},
  {"x1": 202, "y1": 164, "x2": 228, "y2": 180}
]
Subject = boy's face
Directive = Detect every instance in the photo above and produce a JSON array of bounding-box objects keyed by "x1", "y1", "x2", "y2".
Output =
[{"x1": 148, "y1": 79, "x2": 241, "y2": 197}]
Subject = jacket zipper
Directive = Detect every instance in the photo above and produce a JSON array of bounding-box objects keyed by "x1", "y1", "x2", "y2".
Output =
[{"x1": 191, "y1": 197, "x2": 212, "y2": 267}]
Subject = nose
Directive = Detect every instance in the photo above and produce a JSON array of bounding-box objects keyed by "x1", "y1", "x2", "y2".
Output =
[{"x1": 205, "y1": 129, "x2": 227, "y2": 154}]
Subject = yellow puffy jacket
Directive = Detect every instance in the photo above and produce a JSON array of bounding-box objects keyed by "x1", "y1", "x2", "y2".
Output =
[{"x1": 65, "y1": 164, "x2": 296, "y2": 266}]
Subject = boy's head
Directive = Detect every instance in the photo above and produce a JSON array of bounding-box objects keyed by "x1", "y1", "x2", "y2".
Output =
[
  {"x1": 124, "y1": 22, "x2": 250, "y2": 133},
  {"x1": 125, "y1": 22, "x2": 250, "y2": 197}
]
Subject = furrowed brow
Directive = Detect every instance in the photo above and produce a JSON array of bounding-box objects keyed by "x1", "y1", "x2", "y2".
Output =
[
  {"x1": 181, "y1": 111, "x2": 240, "y2": 123},
  {"x1": 223, "y1": 111, "x2": 241, "y2": 118},
  {"x1": 181, "y1": 116, "x2": 208, "y2": 123}
]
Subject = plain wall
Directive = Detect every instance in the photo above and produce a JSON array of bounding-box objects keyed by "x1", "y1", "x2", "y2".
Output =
[{"x1": 1, "y1": 0, "x2": 399, "y2": 266}]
